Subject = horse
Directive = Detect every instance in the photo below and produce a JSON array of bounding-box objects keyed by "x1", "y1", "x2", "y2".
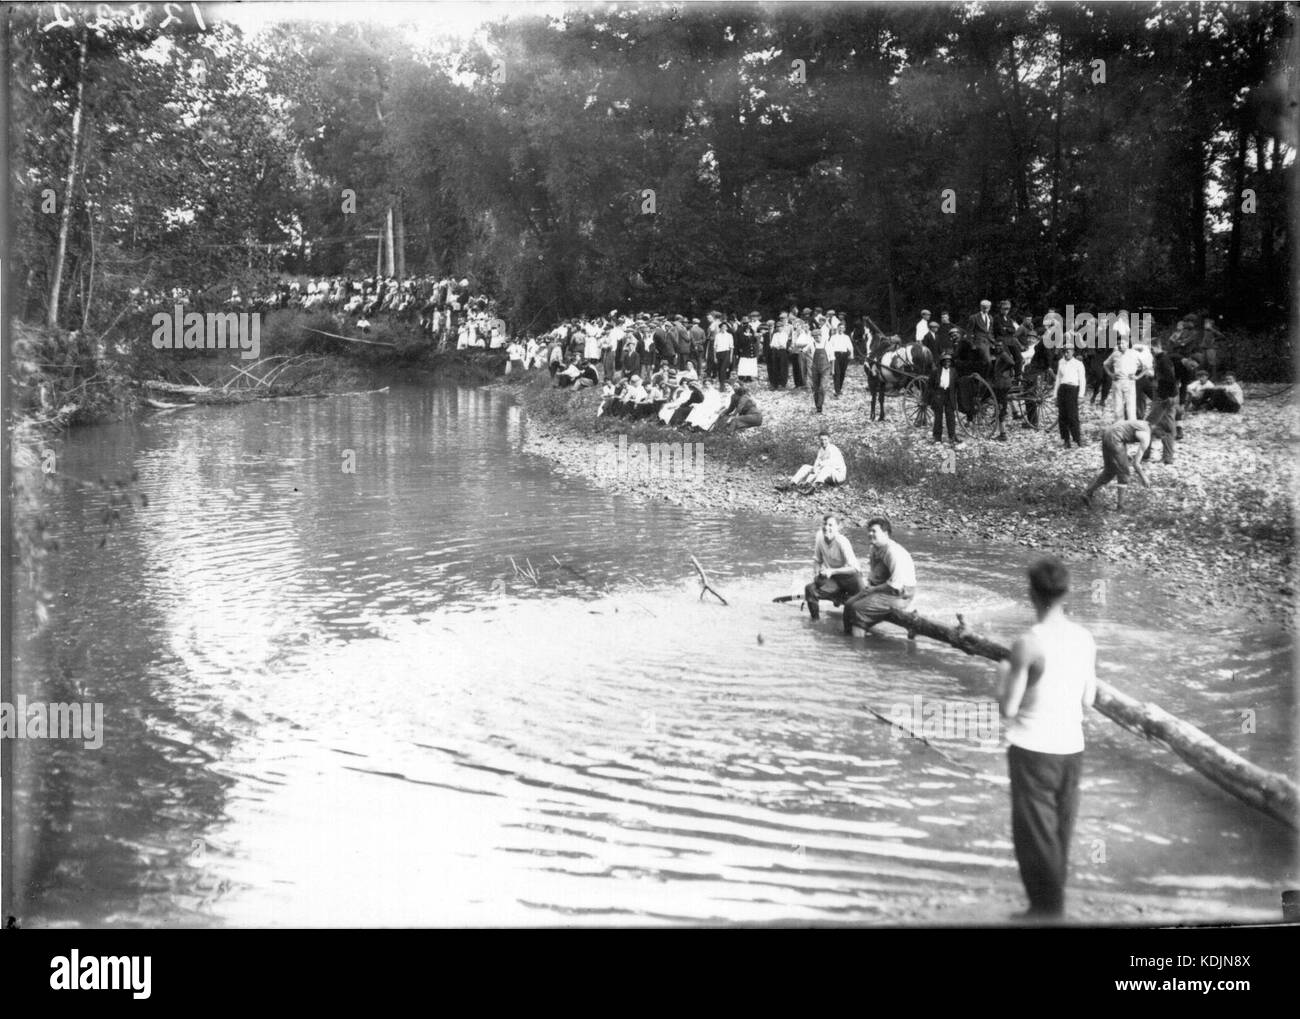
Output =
[{"x1": 865, "y1": 334, "x2": 933, "y2": 420}]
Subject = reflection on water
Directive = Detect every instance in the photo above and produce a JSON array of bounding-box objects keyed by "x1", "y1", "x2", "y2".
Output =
[{"x1": 12, "y1": 386, "x2": 1297, "y2": 925}]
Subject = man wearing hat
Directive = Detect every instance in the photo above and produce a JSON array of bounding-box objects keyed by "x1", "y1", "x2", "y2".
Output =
[
  {"x1": 967, "y1": 299, "x2": 996, "y2": 369},
  {"x1": 673, "y1": 314, "x2": 692, "y2": 370},
  {"x1": 828, "y1": 318, "x2": 854, "y2": 397},
  {"x1": 713, "y1": 316, "x2": 735, "y2": 382},
  {"x1": 929, "y1": 350, "x2": 960, "y2": 445},
  {"x1": 737, "y1": 311, "x2": 762, "y2": 381},
  {"x1": 809, "y1": 317, "x2": 832, "y2": 413},
  {"x1": 915, "y1": 309, "x2": 932, "y2": 345},
  {"x1": 689, "y1": 317, "x2": 705, "y2": 367},
  {"x1": 769, "y1": 313, "x2": 791, "y2": 389}
]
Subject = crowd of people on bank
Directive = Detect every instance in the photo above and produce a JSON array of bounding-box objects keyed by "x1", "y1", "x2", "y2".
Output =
[
  {"x1": 128, "y1": 275, "x2": 504, "y2": 347},
  {"x1": 529, "y1": 299, "x2": 1253, "y2": 511}
]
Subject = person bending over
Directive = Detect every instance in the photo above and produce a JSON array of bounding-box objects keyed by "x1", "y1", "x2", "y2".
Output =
[{"x1": 1082, "y1": 419, "x2": 1150, "y2": 510}]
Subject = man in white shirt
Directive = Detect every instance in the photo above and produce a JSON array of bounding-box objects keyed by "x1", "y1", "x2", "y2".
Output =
[
  {"x1": 789, "y1": 427, "x2": 847, "y2": 489},
  {"x1": 842, "y1": 517, "x2": 916, "y2": 635},
  {"x1": 828, "y1": 326, "x2": 854, "y2": 396},
  {"x1": 803, "y1": 514, "x2": 864, "y2": 621},
  {"x1": 1052, "y1": 342, "x2": 1086, "y2": 447},
  {"x1": 769, "y1": 314, "x2": 792, "y2": 389},
  {"x1": 713, "y1": 322, "x2": 734, "y2": 382},
  {"x1": 997, "y1": 556, "x2": 1097, "y2": 921},
  {"x1": 914, "y1": 309, "x2": 932, "y2": 345},
  {"x1": 1103, "y1": 337, "x2": 1143, "y2": 420}
]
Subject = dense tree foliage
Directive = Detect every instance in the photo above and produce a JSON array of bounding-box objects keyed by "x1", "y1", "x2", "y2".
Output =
[{"x1": 9, "y1": 1, "x2": 1295, "y2": 334}]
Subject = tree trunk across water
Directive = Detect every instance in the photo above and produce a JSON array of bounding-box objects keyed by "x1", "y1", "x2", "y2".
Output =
[{"x1": 876, "y1": 606, "x2": 1298, "y2": 832}]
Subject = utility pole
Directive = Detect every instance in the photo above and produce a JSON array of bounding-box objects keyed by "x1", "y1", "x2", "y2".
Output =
[{"x1": 385, "y1": 207, "x2": 395, "y2": 277}]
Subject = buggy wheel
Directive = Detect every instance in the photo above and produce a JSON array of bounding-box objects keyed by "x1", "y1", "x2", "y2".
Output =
[
  {"x1": 1030, "y1": 373, "x2": 1056, "y2": 431},
  {"x1": 901, "y1": 379, "x2": 931, "y2": 428},
  {"x1": 959, "y1": 374, "x2": 1000, "y2": 439}
]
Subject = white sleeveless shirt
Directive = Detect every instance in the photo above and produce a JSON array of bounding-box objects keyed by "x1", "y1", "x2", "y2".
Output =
[{"x1": 1005, "y1": 617, "x2": 1096, "y2": 755}]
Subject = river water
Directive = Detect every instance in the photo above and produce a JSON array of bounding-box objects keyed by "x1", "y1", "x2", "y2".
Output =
[{"x1": 11, "y1": 385, "x2": 1296, "y2": 926}]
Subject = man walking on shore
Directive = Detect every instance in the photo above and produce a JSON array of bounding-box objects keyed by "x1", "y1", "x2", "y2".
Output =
[
  {"x1": 997, "y1": 556, "x2": 1097, "y2": 921},
  {"x1": 842, "y1": 518, "x2": 915, "y2": 635},
  {"x1": 804, "y1": 514, "x2": 864, "y2": 620}
]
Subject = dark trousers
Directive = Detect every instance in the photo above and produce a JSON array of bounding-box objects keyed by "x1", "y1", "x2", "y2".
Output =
[
  {"x1": 804, "y1": 573, "x2": 864, "y2": 619},
  {"x1": 843, "y1": 590, "x2": 912, "y2": 633},
  {"x1": 1136, "y1": 375, "x2": 1153, "y2": 419},
  {"x1": 810, "y1": 351, "x2": 829, "y2": 411},
  {"x1": 833, "y1": 352, "x2": 849, "y2": 394},
  {"x1": 770, "y1": 348, "x2": 788, "y2": 388},
  {"x1": 1057, "y1": 384, "x2": 1081, "y2": 446},
  {"x1": 1093, "y1": 371, "x2": 1111, "y2": 406},
  {"x1": 1206, "y1": 389, "x2": 1241, "y2": 413},
  {"x1": 790, "y1": 350, "x2": 806, "y2": 388},
  {"x1": 1008, "y1": 745, "x2": 1083, "y2": 917},
  {"x1": 1145, "y1": 395, "x2": 1177, "y2": 461},
  {"x1": 716, "y1": 350, "x2": 732, "y2": 381},
  {"x1": 931, "y1": 387, "x2": 957, "y2": 441}
]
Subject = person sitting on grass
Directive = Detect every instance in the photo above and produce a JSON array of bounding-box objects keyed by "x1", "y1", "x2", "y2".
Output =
[
  {"x1": 1204, "y1": 372, "x2": 1244, "y2": 413},
  {"x1": 669, "y1": 380, "x2": 704, "y2": 427},
  {"x1": 619, "y1": 374, "x2": 647, "y2": 412},
  {"x1": 573, "y1": 359, "x2": 600, "y2": 390},
  {"x1": 684, "y1": 379, "x2": 727, "y2": 432},
  {"x1": 555, "y1": 358, "x2": 582, "y2": 388},
  {"x1": 721, "y1": 384, "x2": 764, "y2": 432},
  {"x1": 1185, "y1": 369, "x2": 1214, "y2": 410},
  {"x1": 1082, "y1": 419, "x2": 1151, "y2": 511},
  {"x1": 780, "y1": 427, "x2": 846, "y2": 494}
]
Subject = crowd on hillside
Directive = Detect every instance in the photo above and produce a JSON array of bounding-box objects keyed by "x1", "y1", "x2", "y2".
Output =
[{"x1": 127, "y1": 274, "x2": 504, "y2": 347}]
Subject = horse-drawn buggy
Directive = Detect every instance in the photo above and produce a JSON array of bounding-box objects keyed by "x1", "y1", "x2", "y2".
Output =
[{"x1": 864, "y1": 328, "x2": 1056, "y2": 439}]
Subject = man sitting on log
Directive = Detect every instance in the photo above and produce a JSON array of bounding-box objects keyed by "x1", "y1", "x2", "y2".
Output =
[
  {"x1": 803, "y1": 514, "x2": 865, "y2": 621},
  {"x1": 842, "y1": 517, "x2": 916, "y2": 635}
]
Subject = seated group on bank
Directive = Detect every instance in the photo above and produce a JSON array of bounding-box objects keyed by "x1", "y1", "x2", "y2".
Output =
[{"x1": 581, "y1": 364, "x2": 763, "y2": 434}]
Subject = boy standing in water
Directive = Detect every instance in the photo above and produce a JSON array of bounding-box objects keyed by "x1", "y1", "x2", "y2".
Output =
[{"x1": 997, "y1": 557, "x2": 1097, "y2": 921}]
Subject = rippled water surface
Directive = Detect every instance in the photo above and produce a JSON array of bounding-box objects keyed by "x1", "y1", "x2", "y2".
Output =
[{"x1": 12, "y1": 386, "x2": 1296, "y2": 925}]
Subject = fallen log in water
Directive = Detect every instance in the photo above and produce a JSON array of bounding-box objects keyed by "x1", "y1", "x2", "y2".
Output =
[
  {"x1": 142, "y1": 379, "x2": 211, "y2": 395},
  {"x1": 305, "y1": 327, "x2": 397, "y2": 349},
  {"x1": 878, "y1": 606, "x2": 1298, "y2": 831}
]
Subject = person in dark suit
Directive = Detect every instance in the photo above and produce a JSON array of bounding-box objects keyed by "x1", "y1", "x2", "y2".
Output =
[
  {"x1": 922, "y1": 321, "x2": 943, "y2": 365},
  {"x1": 673, "y1": 315, "x2": 691, "y2": 369},
  {"x1": 929, "y1": 351, "x2": 959, "y2": 445},
  {"x1": 994, "y1": 300, "x2": 1019, "y2": 344},
  {"x1": 966, "y1": 300, "x2": 995, "y2": 370},
  {"x1": 991, "y1": 335, "x2": 1022, "y2": 441}
]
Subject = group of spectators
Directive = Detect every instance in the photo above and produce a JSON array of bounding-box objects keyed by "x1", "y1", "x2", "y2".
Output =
[{"x1": 130, "y1": 275, "x2": 504, "y2": 348}]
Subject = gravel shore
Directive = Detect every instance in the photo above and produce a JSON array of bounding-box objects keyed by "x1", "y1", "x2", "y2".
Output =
[{"x1": 512, "y1": 368, "x2": 1296, "y2": 628}]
